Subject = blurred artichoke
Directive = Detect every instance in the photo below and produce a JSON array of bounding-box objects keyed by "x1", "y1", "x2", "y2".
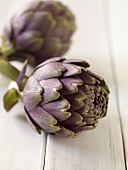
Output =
[
  {"x1": 23, "y1": 57, "x2": 109, "y2": 138},
  {"x1": 2, "y1": 1, "x2": 76, "y2": 65}
]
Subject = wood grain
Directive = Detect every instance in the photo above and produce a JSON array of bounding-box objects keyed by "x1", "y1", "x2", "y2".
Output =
[
  {"x1": 104, "y1": 0, "x2": 128, "y2": 168},
  {"x1": 0, "y1": 1, "x2": 47, "y2": 169},
  {"x1": 0, "y1": 0, "x2": 127, "y2": 169},
  {"x1": 0, "y1": 65, "x2": 46, "y2": 170},
  {"x1": 44, "y1": 0, "x2": 125, "y2": 169}
]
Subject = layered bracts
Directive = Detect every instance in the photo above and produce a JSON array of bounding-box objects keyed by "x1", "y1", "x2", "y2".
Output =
[
  {"x1": 3, "y1": 1, "x2": 76, "y2": 65},
  {"x1": 23, "y1": 57, "x2": 109, "y2": 138}
]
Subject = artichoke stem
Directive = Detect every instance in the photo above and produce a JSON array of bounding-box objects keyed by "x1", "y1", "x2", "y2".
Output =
[
  {"x1": 1, "y1": 47, "x2": 15, "y2": 60},
  {"x1": 0, "y1": 35, "x2": 15, "y2": 60},
  {"x1": 0, "y1": 59, "x2": 28, "y2": 91}
]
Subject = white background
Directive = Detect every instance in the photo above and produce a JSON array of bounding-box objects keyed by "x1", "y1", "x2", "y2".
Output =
[{"x1": 0, "y1": 0, "x2": 128, "y2": 169}]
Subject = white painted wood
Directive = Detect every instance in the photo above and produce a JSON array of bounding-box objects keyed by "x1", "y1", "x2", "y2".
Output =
[
  {"x1": 104, "y1": 0, "x2": 128, "y2": 168},
  {"x1": 44, "y1": 0, "x2": 125, "y2": 170},
  {"x1": 0, "y1": 0, "x2": 127, "y2": 170},
  {"x1": 0, "y1": 1, "x2": 46, "y2": 169},
  {"x1": 0, "y1": 65, "x2": 46, "y2": 170},
  {"x1": 0, "y1": 0, "x2": 33, "y2": 34}
]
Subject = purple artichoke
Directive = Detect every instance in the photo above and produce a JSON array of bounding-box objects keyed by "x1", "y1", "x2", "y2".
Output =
[
  {"x1": 2, "y1": 1, "x2": 76, "y2": 65},
  {"x1": 23, "y1": 57, "x2": 109, "y2": 138}
]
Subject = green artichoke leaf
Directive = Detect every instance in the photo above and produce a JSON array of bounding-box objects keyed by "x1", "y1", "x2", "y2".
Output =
[
  {"x1": 0, "y1": 59, "x2": 27, "y2": 90},
  {"x1": 0, "y1": 35, "x2": 15, "y2": 59},
  {"x1": 3, "y1": 88, "x2": 19, "y2": 112},
  {"x1": 0, "y1": 59, "x2": 19, "y2": 81}
]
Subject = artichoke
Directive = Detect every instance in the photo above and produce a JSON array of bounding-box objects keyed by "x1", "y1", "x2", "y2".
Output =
[
  {"x1": 23, "y1": 57, "x2": 109, "y2": 138},
  {"x1": 2, "y1": 1, "x2": 76, "y2": 65}
]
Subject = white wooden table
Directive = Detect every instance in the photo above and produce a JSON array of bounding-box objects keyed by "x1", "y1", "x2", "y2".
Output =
[{"x1": 0, "y1": 0, "x2": 128, "y2": 169}]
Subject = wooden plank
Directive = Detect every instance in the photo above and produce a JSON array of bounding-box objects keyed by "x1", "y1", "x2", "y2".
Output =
[
  {"x1": 0, "y1": 1, "x2": 46, "y2": 169},
  {"x1": 0, "y1": 65, "x2": 46, "y2": 170},
  {"x1": 44, "y1": 0, "x2": 125, "y2": 170},
  {"x1": 104, "y1": 0, "x2": 128, "y2": 168},
  {"x1": 0, "y1": 0, "x2": 33, "y2": 33},
  {"x1": 0, "y1": 0, "x2": 12, "y2": 33}
]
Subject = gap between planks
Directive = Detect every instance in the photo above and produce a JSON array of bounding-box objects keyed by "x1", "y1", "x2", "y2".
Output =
[
  {"x1": 102, "y1": 0, "x2": 127, "y2": 169},
  {"x1": 42, "y1": 134, "x2": 48, "y2": 170},
  {"x1": 42, "y1": 0, "x2": 126, "y2": 170}
]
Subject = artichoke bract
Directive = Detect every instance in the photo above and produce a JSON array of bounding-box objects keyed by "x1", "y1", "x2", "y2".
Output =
[
  {"x1": 23, "y1": 57, "x2": 109, "y2": 138},
  {"x1": 3, "y1": 1, "x2": 76, "y2": 65}
]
